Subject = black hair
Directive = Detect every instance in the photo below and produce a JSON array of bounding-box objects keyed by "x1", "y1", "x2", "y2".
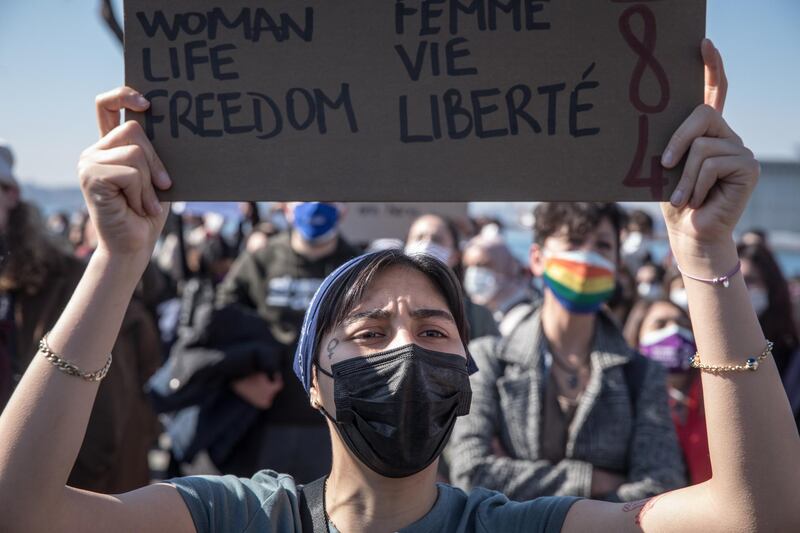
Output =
[
  {"x1": 312, "y1": 249, "x2": 470, "y2": 363},
  {"x1": 628, "y1": 209, "x2": 655, "y2": 234},
  {"x1": 198, "y1": 235, "x2": 236, "y2": 277},
  {"x1": 407, "y1": 213, "x2": 465, "y2": 280},
  {"x1": 737, "y1": 243, "x2": 799, "y2": 373},
  {"x1": 532, "y1": 202, "x2": 624, "y2": 255},
  {"x1": 741, "y1": 228, "x2": 768, "y2": 242}
]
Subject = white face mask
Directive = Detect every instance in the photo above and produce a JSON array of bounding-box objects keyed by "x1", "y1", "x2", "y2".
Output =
[
  {"x1": 405, "y1": 240, "x2": 452, "y2": 266},
  {"x1": 622, "y1": 232, "x2": 650, "y2": 259},
  {"x1": 748, "y1": 287, "x2": 769, "y2": 316},
  {"x1": 637, "y1": 282, "x2": 663, "y2": 301},
  {"x1": 670, "y1": 288, "x2": 689, "y2": 311},
  {"x1": 463, "y1": 266, "x2": 501, "y2": 304}
]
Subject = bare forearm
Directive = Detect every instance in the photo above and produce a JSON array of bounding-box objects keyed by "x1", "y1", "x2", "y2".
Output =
[
  {"x1": 672, "y1": 236, "x2": 800, "y2": 525},
  {"x1": 0, "y1": 249, "x2": 147, "y2": 519}
]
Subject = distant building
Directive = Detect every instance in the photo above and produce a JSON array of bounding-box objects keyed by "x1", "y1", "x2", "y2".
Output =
[{"x1": 738, "y1": 160, "x2": 800, "y2": 236}]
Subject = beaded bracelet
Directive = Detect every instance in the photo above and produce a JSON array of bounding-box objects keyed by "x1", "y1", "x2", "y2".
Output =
[
  {"x1": 39, "y1": 333, "x2": 112, "y2": 382},
  {"x1": 689, "y1": 340, "x2": 773, "y2": 373}
]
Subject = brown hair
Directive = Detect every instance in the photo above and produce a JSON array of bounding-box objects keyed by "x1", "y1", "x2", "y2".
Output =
[
  {"x1": 533, "y1": 202, "x2": 625, "y2": 252},
  {"x1": 312, "y1": 249, "x2": 470, "y2": 362},
  {"x1": 628, "y1": 209, "x2": 655, "y2": 234},
  {"x1": 0, "y1": 201, "x2": 69, "y2": 294}
]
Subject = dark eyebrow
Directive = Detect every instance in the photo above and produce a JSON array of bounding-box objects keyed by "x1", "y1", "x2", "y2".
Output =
[
  {"x1": 340, "y1": 308, "x2": 455, "y2": 327},
  {"x1": 341, "y1": 308, "x2": 391, "y2": 328},
  {"x1": 411, "y1": 308, "x2": 455, "y2": 323}
]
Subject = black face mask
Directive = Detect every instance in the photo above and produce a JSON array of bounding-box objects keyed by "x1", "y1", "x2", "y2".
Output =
[{"x1": 316, "y1": 343, "x2": 472, "y2": 478}]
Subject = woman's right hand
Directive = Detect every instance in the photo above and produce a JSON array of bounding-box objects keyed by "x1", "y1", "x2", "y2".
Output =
[{"x1": 77, "y1": 87, "x2": 172, "y2": 262}]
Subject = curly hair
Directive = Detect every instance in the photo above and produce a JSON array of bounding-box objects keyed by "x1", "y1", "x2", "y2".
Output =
[
  {"x1": 0, "y1": 201, "x2": 70, "y2": 294},
  {"x1": 532, "y1": 202, "x2": 625, "y2": 253}
]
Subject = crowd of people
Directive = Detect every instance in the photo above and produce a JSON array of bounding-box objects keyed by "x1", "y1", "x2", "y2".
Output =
[
  {"x1": 2, "y1": 131, "x2": 800, "y2": 500},
  {"x1": 1, "y1": 41, "x2": 800, "y2": 532}
]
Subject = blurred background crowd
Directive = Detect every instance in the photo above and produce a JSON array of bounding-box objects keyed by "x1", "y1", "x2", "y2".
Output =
[
  {"x1": 1, "y1": 0, "x2": 798, "y2": 507},
  {"x1": 2, "y1": 136, "x2": 799, "y2": 499}
]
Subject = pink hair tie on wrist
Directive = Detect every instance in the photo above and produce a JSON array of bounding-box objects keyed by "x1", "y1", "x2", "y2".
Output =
[{"x1": 675, "y1": 260, "x2": 741, "y2": 288}]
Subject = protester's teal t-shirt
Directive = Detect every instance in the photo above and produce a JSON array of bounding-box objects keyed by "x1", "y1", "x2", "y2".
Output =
[{"x1": 169, "y1": 470, "x2": 579, "y2": 533}]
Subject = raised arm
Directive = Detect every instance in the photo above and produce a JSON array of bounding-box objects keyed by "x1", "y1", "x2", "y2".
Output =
[
  {"x1": 0, "y1": 88, "x2": 195, "y2": 533},
  {"x1": 562, "y1": 108, "x2": 800, "y2": 532}
]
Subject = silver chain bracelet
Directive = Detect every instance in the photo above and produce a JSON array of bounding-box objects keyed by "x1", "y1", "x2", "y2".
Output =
[{"x1": 39, "y1": 333, "x2": 112, "y2": 382}]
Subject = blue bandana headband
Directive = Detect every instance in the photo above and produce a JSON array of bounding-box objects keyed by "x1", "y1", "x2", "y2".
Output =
[{"x1": 293, "y1": 252, "x2": 478, "y2": 393}]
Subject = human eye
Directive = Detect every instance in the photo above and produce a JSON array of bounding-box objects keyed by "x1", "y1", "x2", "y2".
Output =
[
  {"x1": 421, "y1": 329, "x2": 447, "y2": 338},
  {"x1": 352, "y1": 330, "x2": 383, "y2": 340}
]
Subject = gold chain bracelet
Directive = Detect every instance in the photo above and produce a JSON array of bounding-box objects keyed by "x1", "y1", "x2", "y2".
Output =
[
  {"x1": 39, "y1": 333, "x2": 112, "y2": 382},
  {"x1": 689, "y1": 340, "x2": 773, "y2": 373}
]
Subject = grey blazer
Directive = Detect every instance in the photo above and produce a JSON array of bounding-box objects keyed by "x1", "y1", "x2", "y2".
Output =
[{"x1": 449, "y1": 308, "x2": 686, "y2": 502}]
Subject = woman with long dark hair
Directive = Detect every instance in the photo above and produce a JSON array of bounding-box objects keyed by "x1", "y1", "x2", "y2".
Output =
[
  {"x1": 738, "y1": 242, "x2": 800, "y2": 425},
  {"x1": 737, "y1": 243, "x2": 799, "y2": 375}
]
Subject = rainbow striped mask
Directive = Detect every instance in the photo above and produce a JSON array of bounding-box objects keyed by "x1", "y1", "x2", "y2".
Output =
[{"x1": 542, "y1": 249, "x2": 616, "y2": 314}]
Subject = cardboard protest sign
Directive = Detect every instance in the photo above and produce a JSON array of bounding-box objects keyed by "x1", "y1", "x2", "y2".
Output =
[
  {"x1": 339, "y1": 202, "x2": 468, "y2": 244},
  {"x1": 124, "y1": 0, "x2": 706, "y2": 201}
]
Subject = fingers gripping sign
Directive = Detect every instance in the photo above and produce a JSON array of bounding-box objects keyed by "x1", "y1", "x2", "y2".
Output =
[
  {"x1": 660, "y1": 104, "x2": 760, "y2": 244},
  {"x1": 79, "y1": 87, "x2": 173, "y2": 258},
  {"x1": 95, "y1": 86, "x2": 150, "y2": 138},
  {"x1": 702, "y1": 38, "x2": 728, "y2": 114}
]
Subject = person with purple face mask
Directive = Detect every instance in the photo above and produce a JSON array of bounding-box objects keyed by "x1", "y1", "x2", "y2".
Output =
[
  {"x1": 450, "y1": 202, "x2": 686, "y2": 502},
  {"x1": 624, "y1": 300, "x2": 711, "y2": 485}
]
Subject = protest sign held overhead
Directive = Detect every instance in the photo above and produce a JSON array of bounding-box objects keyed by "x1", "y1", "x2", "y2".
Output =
[{"x1": 124, "y1": 0, "x2": 706, "y2": 201}]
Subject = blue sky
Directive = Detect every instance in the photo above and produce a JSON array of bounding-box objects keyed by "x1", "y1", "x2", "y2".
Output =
[{"x1": 1, "y1": 0, "x2": 798, "y2": 187}]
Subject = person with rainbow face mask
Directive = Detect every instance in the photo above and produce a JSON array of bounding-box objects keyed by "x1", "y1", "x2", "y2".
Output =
[{"x1": 451, "y1": 203, "x2": 686, "y2": 502}]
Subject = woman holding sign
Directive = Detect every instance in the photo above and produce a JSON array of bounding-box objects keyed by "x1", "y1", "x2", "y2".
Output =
[{"x1": 2, "y1": 46, "x2": 800, "y2": 532}]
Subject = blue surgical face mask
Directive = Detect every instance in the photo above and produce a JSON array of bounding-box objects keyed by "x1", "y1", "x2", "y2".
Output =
[{"x1": 292, "y1": 202, "x2": 339, "y2": 243}]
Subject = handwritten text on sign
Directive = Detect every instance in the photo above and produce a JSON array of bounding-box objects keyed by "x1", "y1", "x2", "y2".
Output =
[{"x1": 124, "y1": 0, "x2": 706, "y2": 201}]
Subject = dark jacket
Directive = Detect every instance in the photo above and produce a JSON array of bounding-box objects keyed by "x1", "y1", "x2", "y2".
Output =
[
  {"x1": 449, "y1": 307, "x2": 686, "y2": 501},
  {"x1": 148, "y1": 302, "x2": 284, "y2": 466},
  {"x1": 216, "y1": 232, "x2": 359, "y2": 426},
  {"x1": 464, "y1": 297, "x2": 500, "y2": 340}
]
